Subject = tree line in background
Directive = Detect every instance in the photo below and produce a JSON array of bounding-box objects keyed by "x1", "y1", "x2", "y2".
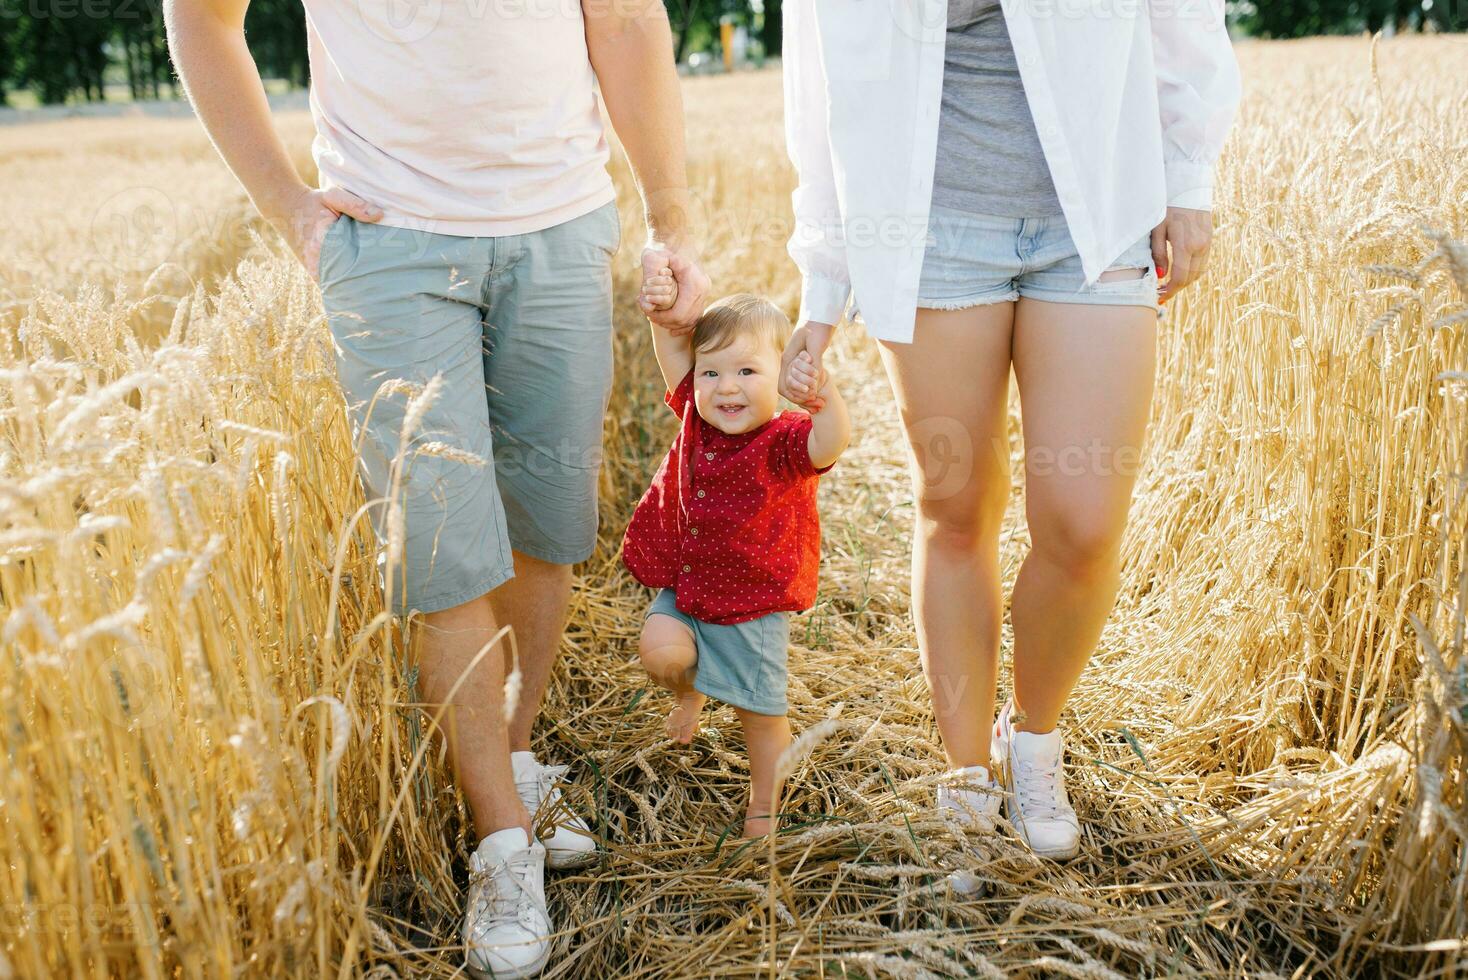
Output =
[{"x1": 0, "y1": 0, "x2": 1459, "y2": 108}]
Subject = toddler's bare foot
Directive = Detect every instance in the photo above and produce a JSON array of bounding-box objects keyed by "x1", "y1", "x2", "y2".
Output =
[
  {"x1": 741, "y1": 812, "x2": 777, "y2": 839},
  {"x1": 664, "y1": 691, "x2": 706, "y2": 744}
]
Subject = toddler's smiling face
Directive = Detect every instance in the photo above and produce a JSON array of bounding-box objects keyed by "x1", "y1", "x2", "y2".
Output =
[{"x1": 692, "y1": 333, "x2": 782, "y2": 435}]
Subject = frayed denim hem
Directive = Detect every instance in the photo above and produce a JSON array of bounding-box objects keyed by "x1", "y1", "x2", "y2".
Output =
[{"x1": 916, "y1": 291, "x2": 1019, "y2": 311}]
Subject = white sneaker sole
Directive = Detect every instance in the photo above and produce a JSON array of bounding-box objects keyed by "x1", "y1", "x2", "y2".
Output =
[
  {"x1": 544, "y1": 844, "x2": 598, "y2": 871},
  {"x1": 465, "y1": 944, "x2": 550, "y2": 980}
]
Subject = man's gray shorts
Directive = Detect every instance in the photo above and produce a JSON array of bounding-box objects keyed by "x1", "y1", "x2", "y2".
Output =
[{"x1": 317, "y1": 200, "x2": 620, "y2": 616}]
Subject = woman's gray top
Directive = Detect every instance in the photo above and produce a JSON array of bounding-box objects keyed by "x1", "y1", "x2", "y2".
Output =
[{"x1": 931, "y1": 0, "x2": 1064, "y2": 218}]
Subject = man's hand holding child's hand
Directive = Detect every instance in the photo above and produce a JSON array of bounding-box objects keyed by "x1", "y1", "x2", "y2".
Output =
[{"x1": 638, "y1": 246, "x2": 708, "y2": 336}]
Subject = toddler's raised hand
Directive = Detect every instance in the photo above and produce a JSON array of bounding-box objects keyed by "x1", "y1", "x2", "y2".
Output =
[
  {"x1": 639, "y1": 266, "x2": 679, "y2": 315},
  {"x1": 786, "y1": 350, "x2": 828, "y2": 412}
]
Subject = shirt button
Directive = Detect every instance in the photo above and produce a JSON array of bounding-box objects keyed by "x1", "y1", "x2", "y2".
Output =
[
  {"x1": 696, "y1": 489, "x2": 706, "y2": 498},
  {"x1": 690, "y1": 527, "x2": 699, "y2": 535},
  {"x1": 705, "y1": 452, "x2": 715, "y2": 460},
  {"x1": 682, "y1": 564, "x2": 691, "y2": 573}
]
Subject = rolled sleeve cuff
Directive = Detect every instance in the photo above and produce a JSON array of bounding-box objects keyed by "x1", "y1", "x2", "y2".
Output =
[
  {"x1": 799, "y1": 274, "x2": 851, "y2": 327},
  {"x1": 1163, "y1": 159, "x2": 1214, "y2": 211}
]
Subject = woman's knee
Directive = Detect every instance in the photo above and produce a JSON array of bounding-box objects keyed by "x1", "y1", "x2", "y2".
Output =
[
  {"x1": 914, "y1": 485, "x2": 1008, "y2": 554},
  {"x1": 1029, "y1": 507, "x2": 1125, "y2": 575}
]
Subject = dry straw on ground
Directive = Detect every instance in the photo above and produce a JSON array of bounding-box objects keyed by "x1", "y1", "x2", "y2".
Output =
[{"x1": 1, "y1": 34, "x2": 1466, "y2": 979}]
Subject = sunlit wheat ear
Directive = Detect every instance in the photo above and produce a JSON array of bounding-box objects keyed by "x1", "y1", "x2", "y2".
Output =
[
  {"x1": 271, "y1": 451, "x2": 294, "y2": 545},
  {"x1": 180, "y1": 534, "x2": 223, "y2": 604},
  {"x1": 400, "y1": 374, "x2": 443, "y2": 441},
  {"x1": 294, "y1": 695, "x2": 353, "y2": 778},
  {"x1": 415, "y1": 442, "x2": 487, "y2": 467},
  {"x1": 772, "y1": 717, "x2": 847, "y2": 787},
  {"x1": 382, "y1": 374, "x2": 444, "y2": 578},
  {"x1": 502, "y1": 627, "x2": 522, "y2": 723}
]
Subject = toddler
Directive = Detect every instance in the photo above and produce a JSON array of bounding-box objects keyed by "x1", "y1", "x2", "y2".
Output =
[{"x1": 621, "y1": 279, "x2": 849, "y2": 837}]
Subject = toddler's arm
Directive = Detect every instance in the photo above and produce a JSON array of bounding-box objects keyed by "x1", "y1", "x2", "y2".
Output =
[
  {"x1": 798, "y1": 353, "x2": 850, "y2": 470},
  {"x1": 642, "y1": 265, "x2": 692, "y2": 392}
]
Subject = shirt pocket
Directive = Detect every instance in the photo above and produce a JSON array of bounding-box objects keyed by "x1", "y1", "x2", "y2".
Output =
[{"x1": 814, "y1": 0, "x2": 897, "y2": 82}]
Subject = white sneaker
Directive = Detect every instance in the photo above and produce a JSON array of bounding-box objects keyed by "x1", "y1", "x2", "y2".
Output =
[
  {"x1": 936, "y1": 763, "x2": 1002, "y2": 833},
  {"x1": 991, "y1": 703, "x2": 1081, "y2": 861},
  {"x1": 463, "y1": 828, "x2": 551, "y2": 979},
  {"x1": 512, "y1": 751, "x2": 598, "y2": 871}
]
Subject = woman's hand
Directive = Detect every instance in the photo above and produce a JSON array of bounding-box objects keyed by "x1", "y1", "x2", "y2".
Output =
[
  {"x1": 780, "y1": 320, "x2": 835, "y2": 411},
  {"x1": 1151, "y1": 206, "x2": 1213, "y2": 305}
]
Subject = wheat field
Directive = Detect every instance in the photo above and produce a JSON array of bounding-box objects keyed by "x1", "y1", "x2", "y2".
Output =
[{"x1": 1, "y1": 33, "x2": 1465, "y2": 979}]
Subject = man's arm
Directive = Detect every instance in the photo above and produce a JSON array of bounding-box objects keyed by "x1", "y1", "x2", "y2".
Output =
[
  {"x1": 583, "y1": 0, "x2": 709, "y2": 331},
  {"x1": 164, "y1": 0, "x2": 381, "y2": 275}
]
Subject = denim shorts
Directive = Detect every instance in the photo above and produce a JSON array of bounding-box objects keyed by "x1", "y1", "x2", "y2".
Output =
[
  {"x1": 916, "y1": 202, "x2": 1161, "y2": 312},
  {"x1": 646, "y1": 588, "x2": 790, "y2": 716},
  {"x1": 318, "y1": 199, "x2": 620, "y2": 616}
]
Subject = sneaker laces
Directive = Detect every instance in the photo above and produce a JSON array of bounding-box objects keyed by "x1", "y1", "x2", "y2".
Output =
[
  {"x1": 515, "y1": 763, "x2": 569, "y2": 824},
  {"x1": 1012, "y1": 746, "x2": 1067, "y2": 821},
  {"x1": 467, "y1": 849, "x2": 542, "y2": 934}
]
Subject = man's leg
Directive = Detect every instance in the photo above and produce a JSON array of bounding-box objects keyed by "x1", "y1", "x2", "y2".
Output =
[
  {"x1": 481, "y1": 200, "x2": 620, "y2": 740},
  {"x1": 415, "y1": 594, "x2": 531, "y2": 841},
  {"x1": 492, "y1": 551, "x2": 573, "y2": 753},
  {"x1": 477, "y1": 201, "x2": 619, "y2": 869},
  {"x1": 318, "y1": 217, "x2": 525, "y2": 842}
]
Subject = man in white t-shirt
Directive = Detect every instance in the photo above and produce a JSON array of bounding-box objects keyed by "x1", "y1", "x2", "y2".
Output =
[{"x1": 166, "y1": 0, "x2": 709, "y2": 974}]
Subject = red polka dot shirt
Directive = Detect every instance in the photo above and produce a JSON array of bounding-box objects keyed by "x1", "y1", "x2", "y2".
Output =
[{"x1": 621, "y1": 370, "x2": 834, "y2": 626}]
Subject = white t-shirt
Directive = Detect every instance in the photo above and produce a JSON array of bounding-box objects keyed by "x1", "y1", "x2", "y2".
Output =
[{"x1": 302, "y1": 0, "x2": 616, "y2": 237}]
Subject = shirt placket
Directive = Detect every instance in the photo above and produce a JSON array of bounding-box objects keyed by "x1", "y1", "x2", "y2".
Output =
[
  {"x1": 683, "y1": 440, "x2": 717, "y2": 578},
  {"x1": 676, "y1": 428, "x2": 701, "y2": 580}
]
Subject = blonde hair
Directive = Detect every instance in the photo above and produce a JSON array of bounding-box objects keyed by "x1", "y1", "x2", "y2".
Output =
[{"x1": 691, "y1": 293, "x2": 790, "y2": 358}]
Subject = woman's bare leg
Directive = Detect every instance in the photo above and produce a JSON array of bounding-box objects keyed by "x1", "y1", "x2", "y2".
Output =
[
  {"x1": 1009, "y1": 295, "x2": 1158, "y2": 733},
  {"x1": 878, "y1": 302, "x2": 1016, "y2": 769}
]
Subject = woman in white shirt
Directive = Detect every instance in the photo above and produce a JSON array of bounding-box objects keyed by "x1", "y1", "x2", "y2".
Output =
[{"x1": 778, "y1": 0, "x2": 1241, "y2": 860}]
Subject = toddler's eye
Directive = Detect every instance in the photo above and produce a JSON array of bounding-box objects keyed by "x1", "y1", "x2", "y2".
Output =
[
  {"x1": 739, "y1": 368, "x2": 755, "y2": 376},
  {"x1": 701, "y1": 370, "x2": 718, "y2": 378}
]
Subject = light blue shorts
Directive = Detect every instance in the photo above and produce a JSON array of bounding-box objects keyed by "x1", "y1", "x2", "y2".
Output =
[
  {"x1": 318, "y1": 199, "x2": 621, "y2": 616},
  {"x1": 646, "y1": 589, "x2": 790, "y2": 717},
  {"x1": 916, "y1": 202, "x2": 1161, "y2": 313}
]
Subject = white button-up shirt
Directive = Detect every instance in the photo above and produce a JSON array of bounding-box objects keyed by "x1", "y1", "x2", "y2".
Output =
[{"x1": 783, "y1": 0, "x2": 1242, "y2": 344}]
